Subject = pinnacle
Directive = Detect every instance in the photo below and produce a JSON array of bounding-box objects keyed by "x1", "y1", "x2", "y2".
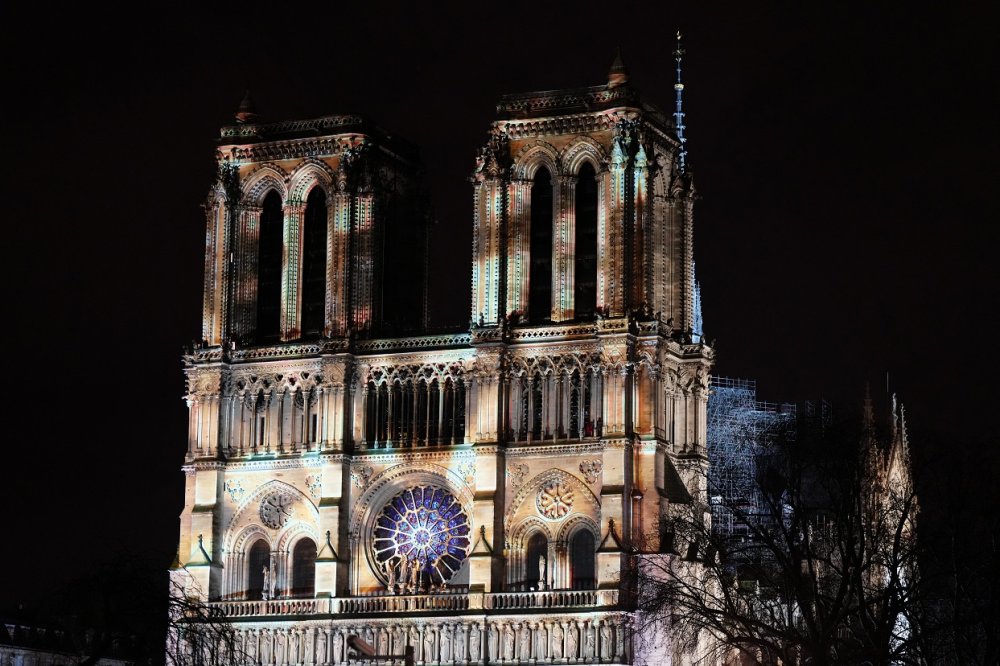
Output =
[
  {"x1": 608, "y1": 47, "x2": 630, "y2": 88},
  {"x1": 235, "y1": 89, "x2": 258, "y2": 124}
]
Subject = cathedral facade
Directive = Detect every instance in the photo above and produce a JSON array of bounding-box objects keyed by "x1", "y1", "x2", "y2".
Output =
[{"x1": 173, "y1": 57, "x2": 712, "y2": 666}]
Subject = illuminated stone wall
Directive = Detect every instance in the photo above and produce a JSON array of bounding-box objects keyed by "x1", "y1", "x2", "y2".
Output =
[{"x1": 174, "y1": 69, "x2": 713, "y2": 666}]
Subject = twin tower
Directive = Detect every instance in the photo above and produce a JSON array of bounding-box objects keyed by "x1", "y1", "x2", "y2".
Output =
[{"x1": 176, "y1": 55, "x2": 713, "y2": 666}]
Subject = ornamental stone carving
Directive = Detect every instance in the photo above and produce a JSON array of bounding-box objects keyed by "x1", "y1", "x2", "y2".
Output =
[
  {"x1": 305, "y1": 474, "x2": 322, "y2": 500},
  {"x1": 352, "y1": 464, "x2": 374, "y2": 489},
  {"x1": 458, "y1": 461, "x2": 476, "y2": 486},
  {"x1": 579, "y1": 459, "x2": 603, "y2": 484},
  {"x1": 260, "y1": 492, "x2": 294, "y2": 529},
  {"x1": 225, "y1": 479, "x2": 245, "y2": 503},
  {"x1": 537, "y1": 480, "x2": 574, "y2": 519},
  {"x1": 508, "y1": 463, "x2": 529, "y2": 488}
]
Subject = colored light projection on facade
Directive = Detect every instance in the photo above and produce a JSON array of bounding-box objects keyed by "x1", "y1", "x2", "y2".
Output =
[{"x1": 372, "y1": 485, "x2": 471, "y2": 590}]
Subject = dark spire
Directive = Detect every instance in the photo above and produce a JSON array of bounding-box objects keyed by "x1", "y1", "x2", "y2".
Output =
[
  {"x1": 608, "y1": 46, "x2": 630, "y2": 88},
  {"x1": 673, "y1": 32, "x2": 688, "y2": 172},
  {"x1": 235, "y1": 89, "x2": 257, "y2": 124}
]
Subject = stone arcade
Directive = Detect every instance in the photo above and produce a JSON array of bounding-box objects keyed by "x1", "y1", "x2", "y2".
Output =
[{"x1": 173, "y1": 54, "x2": 712, "y2": 666}]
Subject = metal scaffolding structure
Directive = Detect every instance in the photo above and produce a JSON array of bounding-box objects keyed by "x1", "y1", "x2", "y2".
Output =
[{"x1": 707, "y1": 377, "x2": 796, "y2": 541}]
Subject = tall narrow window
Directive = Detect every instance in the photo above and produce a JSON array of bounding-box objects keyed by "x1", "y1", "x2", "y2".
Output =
[
  {"x1": 526, "y1": 532, "x2": 548, "y2": 590},
  {"x1": 301, "y1": 187, "x2": 327, "y2": 338},
  {"x1": 247, "y1": 540, "x2": 270, "y2": 600},
  {"x1": 256, "y1": 191, "x2": 283, "y2": 343},
  {"x1": 291, "y1": 538, "x2": 317, "y2": 598},
  {"x1": 574, "y1": 162, "x2": 598, "y2": 318},
  {"x1": 570, "y1": 530, "x2": 596, "y2": 590},
  {"x1": 529, "y1": 167, "x2": 553, "y2": 323}
]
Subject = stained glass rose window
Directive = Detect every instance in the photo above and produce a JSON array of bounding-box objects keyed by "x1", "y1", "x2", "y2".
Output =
[{"x1": 372, "y1": 485, "x2": 471, "y2": 587}]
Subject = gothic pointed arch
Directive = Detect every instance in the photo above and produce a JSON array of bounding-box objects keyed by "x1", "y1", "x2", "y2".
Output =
[
  {"x1": 242, "y1": 163, "x2": 289, "y2": 204},
  {"x1": 256, "y1": 190, "x2": 283, "y2": 342},
  {"x1": 512, "y1": 141, "x2": 561, "y2": 180},
  {"x1": 287, "y1": 159, "x2": 335, "y2": 202},
  {"x1": 225, "y1": 479, "x2": 319, "y2": 551},
  {"x1": 558, "y1": 136, "x2": 607, "y2": 176},
  {"x1": 506, "y1": 468, "x2": 600, "y2": 532}
]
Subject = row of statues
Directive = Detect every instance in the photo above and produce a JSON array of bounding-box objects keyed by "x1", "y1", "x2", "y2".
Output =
[{"x1": 382, "y1": 553, "x2": 449, "y2": 594}]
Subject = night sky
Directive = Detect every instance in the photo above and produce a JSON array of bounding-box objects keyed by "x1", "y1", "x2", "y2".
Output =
[{"x1": 3, "y1": 4, "x2": 996, "y2": 609}]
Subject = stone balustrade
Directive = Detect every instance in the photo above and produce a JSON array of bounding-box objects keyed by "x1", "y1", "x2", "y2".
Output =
[{"x1": 206, "y1": 589, "x2": 618, "y2": 619}]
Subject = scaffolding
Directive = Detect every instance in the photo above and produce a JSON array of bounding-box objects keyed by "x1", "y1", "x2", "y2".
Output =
[{"x1": 707, "y1": 377, "x2": 796, "y2": 541}]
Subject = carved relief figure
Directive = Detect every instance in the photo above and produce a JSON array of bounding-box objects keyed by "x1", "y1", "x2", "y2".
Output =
[
  {"x1": 487, "y1": 625, "x2": 498, "y2": 661},
  {"x1": 260, "y1": 630, "x2": 272, "y2": 665},
  {"x1": 600, "y1": 624, "x2": 612, "y2": 660},
  {"x1": 503, "y1": 625, "x2": 515, "y2": 661},
  {"x1": 584, "y1": 626, "x2": 595, "y2": 659},
  {"x1": 332, "y1": 632, "x2": 343, "y2": 665},
  {"x1": 535, "y1": 625, "x2": 547, "y2": 660},
  {"x1": 552, "y1": 625, "x2": 564, "y2": 659},
  {"x1": 469, "y1": 625, "x2": 481, "y2": 662},
  {"x1": 440, "y1": 626, "x2": 452, "y2": 662},
  {"x1": 275, "y1": 631, "x2": 287, "y2": 665},
  {"x1": 316, "y1": 631, "x2": 328, "y2": 666},
  {"x1": 519, "y1": 625, "x2": 531, "y2": 660},
  {"x1": 566, "y1": 625, "x2": 578, "y2": 660},
  {"x1": 290, "y1": 630, "x2": 300, "y2": 664}
]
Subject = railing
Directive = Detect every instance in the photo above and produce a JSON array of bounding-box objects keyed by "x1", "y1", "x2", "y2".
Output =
[
  {"x1": 206, "y1": 589, "x2": 618, "y2": 618},
  {"x1": 335, "y1": 593, "x2": 477, "y2": 614},
  {"x1": 485, "y1": 589, "x2": 617, "y2": 610},
  {"x1": 208, "y1": 598, "x2": 328, "y2": 618}
]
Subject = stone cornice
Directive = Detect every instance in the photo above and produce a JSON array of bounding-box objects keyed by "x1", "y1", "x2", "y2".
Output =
[
  {"x1": 504, "y1": 440, "x2": 606, "y2": 457},
  {"x1": 350, "y1": 448, "x2": 478, "y2": 464}
]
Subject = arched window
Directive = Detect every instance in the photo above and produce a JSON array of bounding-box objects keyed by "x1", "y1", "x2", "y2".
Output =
[
  {"x1": 291, "y1": 538, "x2": 316, "y2": 598},
  {"x1": 301, "y1": 187, "x2": 328, "y2": 338},
  {"x1": 574, "y1": 162, "x2": 598, "y2": 319},
  {"x1": 529, "y1": 167, "x2": 553, "y2": 323},
  {"x1": 256, "y1": 191, "x2": 283, "y2": 343},
  {"x1": 526, "y1": 532, "x2": 548, "y2": 590},
  {"x1": 569, "y1": 530, "x2": 596, "y2": 590},
  {"x1": 247, "y1": 539, "x2": 270, "y2": 600}
]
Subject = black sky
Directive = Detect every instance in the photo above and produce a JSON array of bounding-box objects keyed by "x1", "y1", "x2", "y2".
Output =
[{"x1": 3, "y1": 3, "x2": 996, "y2": 606}]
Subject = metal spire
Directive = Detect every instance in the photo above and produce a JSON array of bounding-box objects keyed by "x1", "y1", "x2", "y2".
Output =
[{"x1": 673, "y1": 31, "x2": 688, "y2": 172}]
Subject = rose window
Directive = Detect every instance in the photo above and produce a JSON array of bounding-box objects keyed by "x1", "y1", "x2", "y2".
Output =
[
  {"x1": 537, "y1": 480, "x2": 574, "y2": 519},
  {"x1": 372, "y1": 486, "x2": 471, "y2": 586}
]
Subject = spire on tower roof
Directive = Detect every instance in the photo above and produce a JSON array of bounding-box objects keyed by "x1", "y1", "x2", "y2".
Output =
[
  {"x1": 608, "y1": 46, "x2": 630, "y2": 88},
  {"x1": 673, "y1": 31, "x2": 688, "y2": 172},
  {"x1": 235, "y1": 89, "x2": 258, "y2": 124}
]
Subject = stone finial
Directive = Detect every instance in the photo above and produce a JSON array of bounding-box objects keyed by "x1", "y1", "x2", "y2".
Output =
[
  {"x1": 607, "y1": 47, "x2": 629, "y2": 88},
  {"x1": 235, "y1": 89, "x2": 258, "y2": 124}
]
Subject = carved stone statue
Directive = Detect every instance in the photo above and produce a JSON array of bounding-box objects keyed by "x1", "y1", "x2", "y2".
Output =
[
  {"x1": 423, "y1": 629, "x2": 435, "y2": 663},
  {"x1": 410, "y1": 557, "x2": 422, "y2": 589},
  {"x1": 552, "y1": 625, "x2": 563, "y2": 659},
  {"x1": 535, "y1": 625, "x2": 547, "y2": 660},
  {"x1": 399, "y1": 556, "x2": 411, "y2": 592},
  {"x1": 304, "y1": 629, "x2": 314, "y2": 665},
  {"x1": 290, "y1": 630, "x2": 300, "y2": 664},
  {"x1": 566, "y1": 625, "x2": 578, "y2": 660},
  {"x1": 503, "y1": 625, "x2": 515, "y2": 661},
  {"x1": 332, "y1": 633, "x2": 343, "y2": 664},
  {"x1": 600, "y1": 624, "x2": 612, "y2": 660},
  {"x1": 247, "y1": 631, "x2": 258, "y2": 663},
  {"x1": 538, "y1": 554, "x2": 547, "y2": 590},
  {"x1": 262, "y1": 566, "x2": 271, "y2": 601},
  {"x1": 377, "y1": 629, "x2": 388, "y2": 656},
  {"x1": 275, "y1": 631, "x2": 287, "y2": 665},
  {"x1": 469, "y1": 625, "x2": 481, "y2": 661},
  {"x1": 260, "y1": 631, "x2": 272, "y2": 665},
  {"x1": 487, "y1": 625, "x2": 498, "y2": 661},
  {"x1": 316, "y1": 631, "x2": 327, "y2": 666},
  {"x1": 384, "y1": 555, "x2": 398, "y2": 592},
  {"x1": 519, "y1": 625, "x2": 531, "y2": 659},
  {"x1": 440, "y1": 626, "x2": 452, "y2": 662},
  {"x1": 584, "y1": 626, "x2": 595, "y2": 659}
]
